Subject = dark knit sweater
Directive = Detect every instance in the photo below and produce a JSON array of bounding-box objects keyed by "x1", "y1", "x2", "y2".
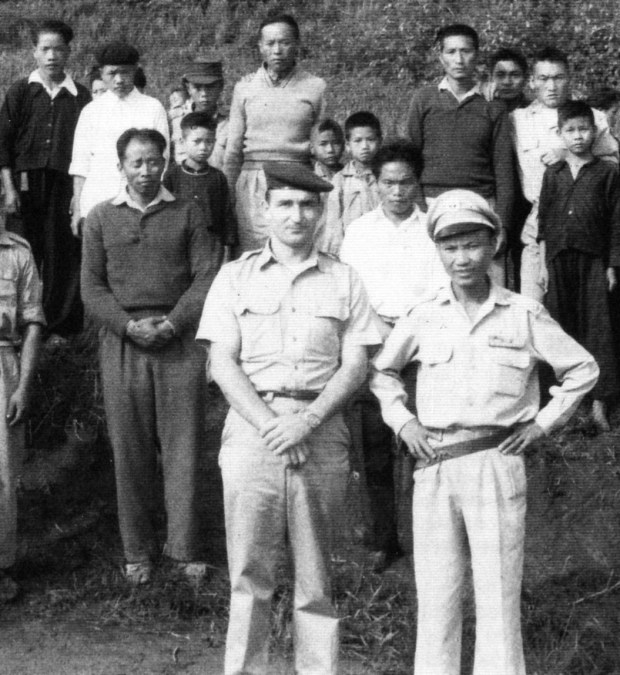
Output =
[
  {"x1": 406, "y1": 85, "x2": 515, "y2": 229},
  {"x1": 81, "y1": 197, "x2": 219, "y2": 337},
  {"x1": 0, "y1": 78, "x2": 90, "y2": 172}
]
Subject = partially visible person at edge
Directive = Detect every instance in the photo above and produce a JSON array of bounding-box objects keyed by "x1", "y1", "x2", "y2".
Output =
[
  {"x1": 81, "y1": 128, "x2": 218, "y2": 587},
  {"x1": 311, "y1": 118, "x2": 344, "y2": 181},
  {"x1": 586, "y1": 86, "x2": 620, "y2": 140},
  {"x1": 371, "y1": 189, "x2": 598, "y2": 675},
  {"x1": 197, "y1": 162, "x2": 382, "y2": 675},
  {"x1": 512, "y1": 46, "x2": 619, "y2": 302},
  {"x1": 0, "y1": 19, "x2": 90, "y2": 337},
  {"x1": 70, "y1": 41, "x2": 169, "y2": 232},
  {"x1": 406, "y1": 23, "x2": 515, "y2": 286},
  {"x1": 486, "y1": 47, "x2": 531, "y2": 290},
  {"x1": 223, "y1": 12, "x2": 326, "y2": 252},
  {"x1": 538, "y1": 101, "x2": 620, "y2": 432},
  {"x1": 88, "y1": 66, "x2": 107, "y2": 99},
  {"x1": 171, "y1": 61, "x2": 228, "y2": 168},
  {"x1": 0, "y1": 201, "x2": 45, "y2": 603},
  {"x1": 164, "y1": 111, "x2": 238, "y2": 263},
  {"x1": 340, "y1": 139, "x2": 448, "y2": 572}
]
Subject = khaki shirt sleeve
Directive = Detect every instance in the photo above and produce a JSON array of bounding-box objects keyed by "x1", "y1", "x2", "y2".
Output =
[
  {"x1": 370, "y1": 315, "x2": 420, "y2": 435},
  {"x1": 530, "y1": 306, "x2": 599, "y2": 433},
  {"x1": 16, "y1": 249, "x2": 45, "y2": 327},
  {"x1": 195, "y1": 265, "x2": 240, "y2": 345},
  {"x1": 341, "y1": 267, "x2": 383, "y2": 348}
]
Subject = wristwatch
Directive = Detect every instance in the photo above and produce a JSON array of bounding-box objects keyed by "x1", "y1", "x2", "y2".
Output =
[{"x1": 300, "y1": 409, "x2": 322, "y2": 429}]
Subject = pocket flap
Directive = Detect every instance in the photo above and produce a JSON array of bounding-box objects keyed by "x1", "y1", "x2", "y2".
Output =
[
  {"x1": 314, "y1": 297, "x2": 349, "y2": 321},
  {"x1": 234, "y1": 296, "x2": 280, "y2": 316},
  {"x1": 418, "y1": 340, "x2": 453, "y2": 364},
  {"x1": 490, "y1": 347, "x2": 530, "y2": 369}
]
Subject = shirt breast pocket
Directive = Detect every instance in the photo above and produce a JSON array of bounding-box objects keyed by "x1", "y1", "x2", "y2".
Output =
[
  {"x1": 0, "y1": 276, "x2": 17, "y2": 334},
  {"x1": 234, "y1": 297, "x2": 281, "y2": 360},
  {"x1": 418, "y1": 339, "x2": 453, "y2": 366},
  {"x1": 311, "y1": 297, "x2": 349, "y2": 355},
  {"x1": 489, "y1": 347, "x2": 530, "y2": 397}
]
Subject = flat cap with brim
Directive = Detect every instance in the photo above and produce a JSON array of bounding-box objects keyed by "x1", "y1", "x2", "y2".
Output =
[
  {"x1": 263, "y1": 162, "x2": 333, "y2": 193},
  {"x1": 182, "y1": 61, "x2": 224, "y2": 84},
  {"x1": 427, "y1": 189, "x2": 502, "y2": 240},
  {"x1": 97, "y1": 42, "x2": 140, "y2": 67}
]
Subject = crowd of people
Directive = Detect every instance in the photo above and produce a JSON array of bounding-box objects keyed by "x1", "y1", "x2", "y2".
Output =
[{"x1": 0, "y1": 11, "x2": 615, "y2": 675}]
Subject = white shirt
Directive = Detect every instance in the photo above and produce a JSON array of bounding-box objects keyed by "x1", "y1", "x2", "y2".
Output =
[
  {"x1": 340, "y1": 205, "x2": 449, "y2": 323},
  {"x1": 438, "y1": 76, "x2": 482, "y2": 104},
  {"x1": 111, "y1": 185, "x2": 175, "y2": 212},
  {"x1": 70, "y1": 88, "x2": 169, "y2": 217},
  {"x1": 28, "y1": 70, "x2": 78, "y2": 99},
  {"x1": 511, "y1": 100, "x2": 618, "y2": 204}
]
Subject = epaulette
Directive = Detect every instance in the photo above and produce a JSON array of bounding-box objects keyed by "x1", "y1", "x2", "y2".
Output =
[
  {"x1": 240, "y1": 72, "x2": 255, "y2": 84},
  {"x1": 235, "y1": 248, "x2": 262, "y2": 262},
  {"x1": 4, "y1": 232, "x2": 31, "y2": 249},
  {"x1": 405, "y1": 289, "x2": 441, "y2": 316},
  {"x1": 317, "y1": 250, "x2": 339, "y2": 261},
  {"x1": 509, "y1": 291, "x2": 543, "y2": 316}
]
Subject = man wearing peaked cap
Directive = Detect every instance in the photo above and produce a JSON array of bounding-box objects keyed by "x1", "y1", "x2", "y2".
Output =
[
  {"x1": 69, "y1": 40, "x2": 169, "y2": 230},
  {"x1": 172, "y1": 60, "x2": 228, "y2": 167},
  {"x1": 197, "y1": 156, "x2": 381, "y2": 674},
  {"x1": 370, "y1": 189, "x2": 599, "y2": 673}
]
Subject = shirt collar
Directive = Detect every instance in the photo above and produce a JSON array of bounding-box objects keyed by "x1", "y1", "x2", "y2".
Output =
[
  {"x1": 103, "y1": 87, "x2": 140, "y2": 103},
  {"x1": 438, "y1": 76, "x2": 481, "y2": 101},
  {"x1": 28, "y1": 69, "x2": 78, "y2": 97},
  {"x1": 112, "y1": 185, "x2": 176, "y2": 211},
  {"x1": 258, "y1": 241, "x2": 326, "y2": 272},
  {"x1": 342, "y1": 159, "x2": 374, "y2": 177},
  {"x1": 0, "y1": 230, "x2": 15, "y2": 246},
  {"x1": 260, "y1": 63, "x2": 297, "y2": 88},
  {"x1": 378, "y1": 204, "x2": 424, "y2": 227},
  {"x1": 437, "y1": 279, "x2": 511, "y2": 307}
]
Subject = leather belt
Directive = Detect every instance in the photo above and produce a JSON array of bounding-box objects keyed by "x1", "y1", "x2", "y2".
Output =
[
  {"x1": 414, "y1": 428, "x2": 513, "y2": 471},
  {"x1": 257, "y1": 390, "x2": 320, "y2": 401}
]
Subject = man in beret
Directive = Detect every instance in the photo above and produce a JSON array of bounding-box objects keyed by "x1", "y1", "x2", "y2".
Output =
[
  {"x1": 70, "y1": 41, "x2": 169, "y2": 232},
  {"x1": 370, "y1": 189, "x2": 599, "y2": 675},
  {"x1": 197, "y1": 161, "x2": 382, "y2": 674},
  {"x1": 171, "y1": 61, "x2": 228, "y2": 168}
]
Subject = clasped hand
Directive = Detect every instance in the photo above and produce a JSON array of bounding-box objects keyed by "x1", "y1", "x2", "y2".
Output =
[
  {"x1": 259, "y1": 413, "x2": 314, "y2": 468},
  {"x1": 126, "y1": 316, "x2": 175, "y2": 349}
]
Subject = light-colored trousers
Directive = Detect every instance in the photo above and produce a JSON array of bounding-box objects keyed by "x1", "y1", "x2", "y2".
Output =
[
  {"x1": 413, "y1": 446, "x2": 527, "y2": 675},
  {"x1": 0, "y1": 347, "x2": 23, "y2": 569},
  {"x1": 220, "y1": 398, "x2": 349, "y2": 675},
  {"x1": 519, "y1": 203, "x2": 545, "y2": 302}
]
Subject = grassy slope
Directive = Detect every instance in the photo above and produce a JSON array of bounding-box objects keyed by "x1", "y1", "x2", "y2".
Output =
[{"x1": 3, "y1": 0, "x2": 620, "y2": 672}]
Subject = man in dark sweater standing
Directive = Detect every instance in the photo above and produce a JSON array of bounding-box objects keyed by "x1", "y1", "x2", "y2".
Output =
[
  {"x1": 81, "y1": 128, "x2": 219, "y2": 585},
  {"x1": 0, "y1": 19, "x2": 90, "y2": 337},
  {"x1": 406, "y1": 24, "x2": 514, "y2": 285}
]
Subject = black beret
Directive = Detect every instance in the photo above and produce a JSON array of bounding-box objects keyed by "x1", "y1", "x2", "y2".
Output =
[
  {"x1": 97, "y1": 42, "x2": 140, "y2": 67},
  {"x1": 182, "y1": 61, "x2": 224, "y2": 84},
  {"x1": 263, "y1": 161, "x2": 333, "y2": 193}
]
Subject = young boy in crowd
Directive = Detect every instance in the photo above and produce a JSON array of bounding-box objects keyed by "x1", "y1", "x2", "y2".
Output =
[
  {"x1": 164, "y1": 112, "x2": 237, "y2": 264},
  {"x1": 538, "y1": 101, "x2": 620, "y2": 431},
  {"x1": 311, "y1": 118, "x2": 344, "y2": 181},
  {"x1": 168, "y1": 86, "x2": 188, "y2": 122},
  {"x1": 321, "y1": 110, "x2": 382, "y2": 254},
  {"x1": 0, "y1": 19, "x2": 90, "y2": 338}
]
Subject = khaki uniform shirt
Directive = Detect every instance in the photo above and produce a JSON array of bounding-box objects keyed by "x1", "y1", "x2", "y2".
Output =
[
  {"x1": 197, "y1": 243, "x2": 382, "y2": 392},
  {"x1": 370, "y1": 282, "x2": 598, "y2": 435},
  {"x1": 0, "y1": 231, "x2": 45, "y2": 344}
]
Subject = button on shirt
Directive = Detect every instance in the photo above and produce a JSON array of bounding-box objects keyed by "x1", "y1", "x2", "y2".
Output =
[
  {"x1": 340, "y1": 205, "x2": 449, "y2": 323},
  {"x1": 0, "y1": 231, "x2": 46, "y2": 344},
  {"x1": 370, "y1": 283, "x2": 598, "y2": 435},
  {"x1": 196, "y1": 244, "x2": 383, "y2": 392},
  {"x1": 70, "y1": 88, "x2": 170, "y2": 217},
  {"x1": 511, "y1": 100, "x2": 618, "y2": 204}
]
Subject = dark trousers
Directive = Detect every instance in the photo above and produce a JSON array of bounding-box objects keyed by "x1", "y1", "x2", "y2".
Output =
[
  {"x1": 7, "y1": 168, "x2": 82, "y2": 336},
  {"x1": 100, "y1": 329, "x2": 208, "y2": 563},
  {"x1": 546, "y1": 249, "x2": 619, "y2": 400}
]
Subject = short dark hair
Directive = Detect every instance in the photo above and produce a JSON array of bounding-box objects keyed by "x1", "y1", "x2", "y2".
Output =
[
  {"x1": 168, "y1": 85, "x2": 187, "y2": 98},
  {"x1": 312, "y1": 118, "x2": 344, "y2": 145},
  {"x1": 371, "y1": 139, "x2": 417, "y2": 178},
  {"x1": 436, "y1": 24, "x2": 479, "y2": 51},
  {"x1": 116, "y1": 128, "x2": 166, "y2": 161},
  {"x1": 259, "y1": 13, "x2": 300, "y2": 41},
  {"x1": 533, "y1": 46, "x2": 569, "y2": 70},
  {"x1": 180, "y1": 112, "x2": 217, "y2": 134},
  {"x1": 31, "y1": 19, "x2": 74, "y2": 46},
  {"x1": 489, "y1": 48, "x2": 528, "y2": 76},
  {"x1": 134, "y1": 67, "x2": 147, "y2": 89},
  {"x1": 344, "y1": 111, "x2": 382, "y2": 140},
  {"x1": 586, "y1": 87, "x2": 620, "y2": 112},
  {"x1": 557, "y1": 100, "x2": 595, "y2": 129}
]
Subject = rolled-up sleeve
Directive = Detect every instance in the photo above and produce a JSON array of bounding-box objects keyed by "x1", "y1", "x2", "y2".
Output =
[
  {"x1": 341, "y1": 267, "x2": 383, "y2": 348},
  {"x1": 195, "y1": 265, "x2": 240, "y2": 345},
  {"x1": 16, "y1": 250, "x2": 45, "y2": 327}
]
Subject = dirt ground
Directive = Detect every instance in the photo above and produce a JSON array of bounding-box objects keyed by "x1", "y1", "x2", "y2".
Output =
[{"x1": 1, "y1": 389, "x2": 619, "y2": 675}]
